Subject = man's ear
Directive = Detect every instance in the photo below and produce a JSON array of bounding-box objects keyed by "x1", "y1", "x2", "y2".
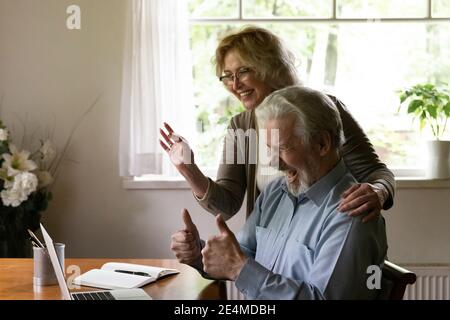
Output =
[{"x1": 317, "y1": 131, "x2": 332, "y2": 156}]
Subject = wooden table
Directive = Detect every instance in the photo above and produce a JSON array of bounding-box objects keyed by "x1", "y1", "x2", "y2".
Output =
[{"x1": 0, "y1": 259, "x2": 226, "y2": 300}]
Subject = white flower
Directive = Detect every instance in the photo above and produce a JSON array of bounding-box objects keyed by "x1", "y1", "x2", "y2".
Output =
[
  {"x1": 40, "y1": 140, "x2": 56, "y2": 163},
  {"x1": 2, "y1": 144, "x2": 37, "y2": 176},
  {"x1": 0, "y1": 172, "x2": 38, "y2": 207},
  {"x1": 35, "y1": 170, "x2": 53, "y2": 188},
  {"x1": 0, "y1": 167, "x2": 9, "y2": 181},
  {"x1": 3, "y1": 177, "x2": 14, "y2": 189},
  {"x1": 14, "y1": 171, "x2": 39, "y2": 194},
  {"x1": 1, "y1": 189, "x2": 23, "y2": 207},
  {"x1": 0, "y1": 128, "x2": 8, "y2": 141}
]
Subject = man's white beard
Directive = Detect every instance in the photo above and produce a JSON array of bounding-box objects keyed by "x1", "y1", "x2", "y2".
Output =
[
  {"x1": 285, "y1": 156, "x2": 320, "y2": 196},
  {"x1": 286, "y1": 178, "x2": 308, "y2": 196}
]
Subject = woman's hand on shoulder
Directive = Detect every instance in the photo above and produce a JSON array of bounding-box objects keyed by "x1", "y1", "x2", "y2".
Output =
[{"x1": 338, "y1": 183, "x2": 385, "y2": 223}]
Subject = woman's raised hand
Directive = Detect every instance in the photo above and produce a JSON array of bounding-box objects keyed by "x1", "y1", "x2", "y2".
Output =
[
  {"x1": 159, "y1": 122, "x2": 195, "y2": 168},
  {"x1": 159, "y1": 122, "x2": 209, "y2": 198}
]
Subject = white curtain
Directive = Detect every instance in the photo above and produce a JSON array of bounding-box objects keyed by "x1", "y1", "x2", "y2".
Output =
[{"x1": 119, "y1": 0, "x2": 195, "y2": 177}]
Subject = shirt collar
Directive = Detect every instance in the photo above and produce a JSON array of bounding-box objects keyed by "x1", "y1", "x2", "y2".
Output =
[{"x1": 281, "y1": 158, "x2": 348, "y2": 207}]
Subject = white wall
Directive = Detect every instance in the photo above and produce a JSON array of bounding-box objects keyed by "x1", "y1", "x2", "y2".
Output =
[
  {"x1": 0, "y1": 0, "x2": 449, "y2": 264},
  {"x1": 384, "y1": 188, "x2": 450, "y2": 264}
]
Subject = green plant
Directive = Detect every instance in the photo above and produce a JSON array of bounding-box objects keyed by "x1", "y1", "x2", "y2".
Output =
[{"x1": 398, "y1": 83, "x2": 450, "y2": 140}]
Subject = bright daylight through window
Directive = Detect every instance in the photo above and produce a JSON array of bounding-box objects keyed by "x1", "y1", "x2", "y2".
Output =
[{"x1": 187, "y1": 0, "x2": 450, "y2": 176}]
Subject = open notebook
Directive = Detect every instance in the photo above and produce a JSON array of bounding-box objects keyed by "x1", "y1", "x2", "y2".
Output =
[{"x1": 73, "y1": 262, "x2": 180, "y2": 290}]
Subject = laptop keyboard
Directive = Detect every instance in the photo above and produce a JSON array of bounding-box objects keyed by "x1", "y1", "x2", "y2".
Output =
[{"x1": 72, "y1": 291, "x2": 116, "y2": 300}]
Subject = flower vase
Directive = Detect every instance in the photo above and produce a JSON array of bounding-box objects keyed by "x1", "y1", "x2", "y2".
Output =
[
  {"x1": 0, "y1": 199, "x2": 43, "y2": 258},
  {"x1": 0, "y1": 222, "x2": 32, "y2": 257}
]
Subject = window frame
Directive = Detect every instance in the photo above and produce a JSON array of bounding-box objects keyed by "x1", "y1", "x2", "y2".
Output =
[
  {"x1": 189, "y1": 0, "x2": 450, "y2": 22},
  {"x1": 187, "y1": 0, "x2": 450, "y2": 179}
]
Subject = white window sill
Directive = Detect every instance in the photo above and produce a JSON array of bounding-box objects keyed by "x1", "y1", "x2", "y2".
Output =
[
  {"x1": 122, "y1": 176, "x2": 450, "y2": 190},
  {"x1": 395, "y1": 177, "x2": 450, "y2": 189},
  {"x1": 122, "y1": 176, "x2": 191, "y2": 190}
]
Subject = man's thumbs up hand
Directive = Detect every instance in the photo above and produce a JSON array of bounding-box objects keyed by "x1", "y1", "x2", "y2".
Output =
[
  {"x1": 201, "y1": 214, "x2": 247, "y2": 281},
  {"x1": 215, "y1": 214, "x2": 232, "y2": 235},
  {"x1": 183, "y1": 208, "x2": 198, "y2": 234},
  {"x1": 170, "y1": 208, "x2": 201, "y2": 267}
]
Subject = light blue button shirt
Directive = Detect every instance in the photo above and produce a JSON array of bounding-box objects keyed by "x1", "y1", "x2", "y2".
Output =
[{"x1": 235, "y1": 159, "x2": 387, "y2": 300}]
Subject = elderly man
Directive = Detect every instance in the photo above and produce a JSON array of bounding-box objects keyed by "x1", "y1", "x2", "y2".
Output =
[{"x1": 170, "y1": 86, "x2": 387, "y2": 299}]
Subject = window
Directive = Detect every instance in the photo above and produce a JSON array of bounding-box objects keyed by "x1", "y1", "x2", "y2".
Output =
[{"x1": 188, "y1": 0, "x2": 450, "y2": 176}]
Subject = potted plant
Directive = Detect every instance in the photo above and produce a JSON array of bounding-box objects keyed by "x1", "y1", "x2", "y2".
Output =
[{"x1": 398, "y1": 83, "x2": 450, "y2": 178}]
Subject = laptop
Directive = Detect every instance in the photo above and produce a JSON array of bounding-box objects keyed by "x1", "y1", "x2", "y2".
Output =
[{"x1": 40, "y1": 223, "x2": 152, "y2": 300}]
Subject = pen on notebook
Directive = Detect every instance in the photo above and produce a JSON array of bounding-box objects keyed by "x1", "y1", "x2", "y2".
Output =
[
  {"x1": 27, "y1": 229, "x2": 45, "y2": 248},
  {"x1": 114, "y1": 270, "x2": 150, "y2": 277}
]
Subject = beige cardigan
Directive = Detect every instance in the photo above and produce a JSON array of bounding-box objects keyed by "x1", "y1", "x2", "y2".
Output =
[{"x1": 197, "y1": 96, "x2": 396, "y2": 220}]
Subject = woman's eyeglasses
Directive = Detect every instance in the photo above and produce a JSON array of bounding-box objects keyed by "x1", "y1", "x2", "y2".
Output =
[{"x1": 219, "y1": 67, "x2": 252, "y2": 86}]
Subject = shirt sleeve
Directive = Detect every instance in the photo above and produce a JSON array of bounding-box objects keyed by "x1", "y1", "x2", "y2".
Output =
[
  {"x1": 195, "y1": 117, "x2": 247, "y2": 220},
  {"x1": 235, "y1": 209, "x2": 387, "y2": 300}
]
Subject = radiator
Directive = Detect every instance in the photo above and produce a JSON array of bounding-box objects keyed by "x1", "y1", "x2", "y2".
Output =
[
  {"x1": 402, "y1": 265, "x2": 450, "y2": 300},
  {"x1": 225, "y1": 265, "x2": 450, "y2": 300}
]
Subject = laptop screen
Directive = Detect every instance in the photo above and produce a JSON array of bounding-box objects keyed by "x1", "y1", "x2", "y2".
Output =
[{"x1": 40, "y1": 223, "x2": 72, "y2": 300}]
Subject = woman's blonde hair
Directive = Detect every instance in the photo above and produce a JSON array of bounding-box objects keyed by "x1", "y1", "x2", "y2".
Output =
[{"x1": 214, "y1": 26, "x2": 300, "y2": 90}]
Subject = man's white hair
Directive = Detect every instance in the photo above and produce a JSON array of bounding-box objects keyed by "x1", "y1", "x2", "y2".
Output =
[{"x1": 256, "y1": 85, "x2": 345, "y2": 149}]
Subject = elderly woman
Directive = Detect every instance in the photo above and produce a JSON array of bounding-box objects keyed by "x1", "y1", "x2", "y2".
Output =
[{"x1": 160, "y1": 26, "x2": 395, "y2": 222}]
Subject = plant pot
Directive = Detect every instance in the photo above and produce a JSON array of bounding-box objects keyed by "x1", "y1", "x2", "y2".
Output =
[
  {"x1": 0, "y1": 200, "x2": 43, "y2": 258},
  {"x1": 0, "y1": 222, "x2": 33, "y2": 258},
  {"x1": 426, "y1": 140, "x2": 450, "y2": 179}
]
